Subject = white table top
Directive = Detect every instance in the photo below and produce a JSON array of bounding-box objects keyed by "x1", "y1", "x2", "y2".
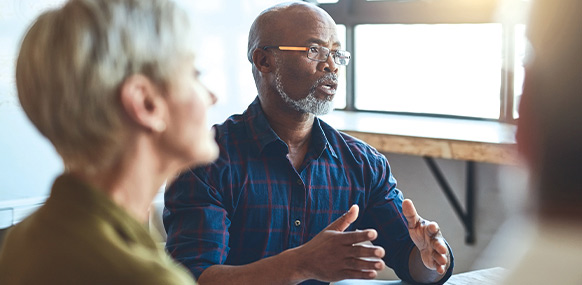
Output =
[{"x1": 333, "y1": 267, "x2": 506, "y2": 285}]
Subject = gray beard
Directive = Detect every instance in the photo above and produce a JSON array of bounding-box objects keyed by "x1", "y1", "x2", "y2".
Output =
[{"x1": 274, "y1": 61, "x2": 334, "y2": 116}]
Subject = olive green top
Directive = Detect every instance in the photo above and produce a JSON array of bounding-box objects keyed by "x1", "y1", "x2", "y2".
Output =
[{"x1": 0, "y1": 174, "x2": 195, "y2": 284}]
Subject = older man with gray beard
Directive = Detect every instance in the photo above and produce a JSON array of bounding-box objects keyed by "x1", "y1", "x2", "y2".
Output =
[
  {"x1": 274, "y1": 54, "x2": 338, "y2": 116},
  {"x1": 163, "y1": 2, "x2": 453, "y2": 285}
]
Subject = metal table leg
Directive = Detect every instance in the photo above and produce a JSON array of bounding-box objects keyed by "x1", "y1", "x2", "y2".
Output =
[{"x1": 423, "y1": 157, "x2": 476, "y2": 244}]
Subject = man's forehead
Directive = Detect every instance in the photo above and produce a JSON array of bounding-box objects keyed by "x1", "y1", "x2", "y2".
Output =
[
  {"x1": 274, "y1": 14, "x2": 338, "y2": 42},
  {"x1": 304, "y1": 35, "x2": 341, "y2": 47}
]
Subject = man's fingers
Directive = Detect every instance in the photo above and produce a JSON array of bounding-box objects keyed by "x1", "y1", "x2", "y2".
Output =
[
  {"x1": 336, "y1": 229, "x2": 379, "y2": 247},
  {"x1": 427, "y1": 222, "x2": 440, "y2": 237},
  {"x1": 346, "y1": 257, "x2": 386, "y2": 271},
  {"x1": 436, "y1": 264, "x2": 446, "y2": 275},
  {"x1": 339, "y1": 269, "x2": 378, "y2": 280},
  {"x1": 402, "y1": 199, "x2": 420, "y2": 229},
  {"x1": 326, "y1": 204, "x2": 359, "y2": 232},
  {"x1": 431, "y1": 237, "x2": 448, "y2": 255},
  {"x1": 351, "y1": 242, "x2": 385, "y2": 259},
  {"x1": 431, "y1": 250, "x2": 448, "y2": 266}
]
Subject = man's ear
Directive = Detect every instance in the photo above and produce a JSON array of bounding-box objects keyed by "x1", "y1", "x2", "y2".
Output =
[
  {"x1": 252, "y1": 48, "x2": 275, "y2": 73},
  {"x1": 119, "y1": 74, "x2": 167, "y2": 132}
]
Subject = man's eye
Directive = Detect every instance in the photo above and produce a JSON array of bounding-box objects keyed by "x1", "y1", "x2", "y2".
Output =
[{"x1": 309, "y1": 47, "x2": 319, "y2": 53}]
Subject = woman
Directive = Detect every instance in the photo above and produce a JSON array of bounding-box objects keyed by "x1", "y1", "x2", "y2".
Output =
[{"x1": 0, "y1": 0, "x2": 217, "y2": 283}]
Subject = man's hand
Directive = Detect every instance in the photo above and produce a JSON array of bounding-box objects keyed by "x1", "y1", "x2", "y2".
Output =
[
  {"x1": 290, "y1": 205, "x2": 386, "y2": 282},
  {"x1": 403, "y1": 199, "x2": 450, "y2": 275}
]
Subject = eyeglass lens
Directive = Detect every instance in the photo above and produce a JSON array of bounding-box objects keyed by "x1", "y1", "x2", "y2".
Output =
[{"x1": 307, "y1": 46, "x2": 350, "y2": 66}]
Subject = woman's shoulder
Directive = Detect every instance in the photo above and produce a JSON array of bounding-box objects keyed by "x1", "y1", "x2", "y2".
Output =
[{"x1": 0, "y1": 201, "x2": 195, "y2": 284}]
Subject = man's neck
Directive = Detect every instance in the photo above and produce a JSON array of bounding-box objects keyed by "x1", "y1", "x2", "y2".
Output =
[
  {"x1": 261, "y1": 96, "x2": 315, "y2": 169},
  {"x1": 260, "y1": 94, "x2": 315, "y2": 147}
]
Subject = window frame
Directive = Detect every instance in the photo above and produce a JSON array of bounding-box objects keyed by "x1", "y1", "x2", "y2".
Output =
[{"x1": 318, "y1": 0, "x2": 529, "y2": 123}]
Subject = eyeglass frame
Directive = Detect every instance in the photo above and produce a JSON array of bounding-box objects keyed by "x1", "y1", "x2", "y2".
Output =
[{"x1": 261, "y1": 45, "x2": 351, "y2": 66}]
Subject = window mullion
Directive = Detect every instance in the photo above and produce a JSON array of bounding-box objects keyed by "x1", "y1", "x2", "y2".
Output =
[
  {"x1": 500, "y1": 24, "x2": 515, "y2": 122},
  {"x1": 345, "y1": 24, "x2": 356, "y2": 111}
]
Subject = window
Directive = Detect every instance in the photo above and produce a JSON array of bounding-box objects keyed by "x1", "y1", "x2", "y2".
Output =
[
  {"x1": 320, "y1": 0, "x2": 531, "y2": 122},
  {"x1": 355, "y1": 24, "x2": 502, "y2": 119},
  {"x1": 334, "y1": 24, "x2": 347, "y2": 109}
]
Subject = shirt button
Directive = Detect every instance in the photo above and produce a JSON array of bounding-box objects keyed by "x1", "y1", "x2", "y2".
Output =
[
  {"x1": 294, "y1": 219, "x2": 301, "y2": 227},
  {"x1": 296, "y1": 179, "x2": 302, "y2": 185}
]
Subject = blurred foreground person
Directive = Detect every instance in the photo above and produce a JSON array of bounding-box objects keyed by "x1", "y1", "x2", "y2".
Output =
[
  {"x1": 506, "y1": 0, "x2": 582, "y2": 284},
  {"x1": 0, "y1": 0, "x2": 218, "y2": 284}
]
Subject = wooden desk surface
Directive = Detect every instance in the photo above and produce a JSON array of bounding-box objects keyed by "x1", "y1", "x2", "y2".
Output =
[
  {"x1": 333, "y1": 267, "x2": 506, "y2": 285},
  {"x1": 321, "y1": 111, "x2": 518, "y2": 165}
]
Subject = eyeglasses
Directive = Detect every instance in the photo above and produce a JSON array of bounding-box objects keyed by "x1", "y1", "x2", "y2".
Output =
[{"x1": 261, "y1": 45, "x2": 351, "y2": 66}]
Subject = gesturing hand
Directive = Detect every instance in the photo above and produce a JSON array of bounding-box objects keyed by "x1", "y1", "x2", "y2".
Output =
[
  {"x1": 402, "y1": 199, "x2": 450, "y2": 275},
  {"x1": 291, "y1": 205, "x2": 386, "y2": 282}
]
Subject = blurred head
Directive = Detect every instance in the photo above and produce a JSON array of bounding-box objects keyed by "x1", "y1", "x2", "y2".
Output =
[
  {"x1": 517, "y1": 0, "x2": 582, "y2": 211},
  {"x1": 16, "y1": 0, "x2": 218, "y2": 174},
  {"x1": 247, "y1": 2, "x2": 342, "y2": 116}
]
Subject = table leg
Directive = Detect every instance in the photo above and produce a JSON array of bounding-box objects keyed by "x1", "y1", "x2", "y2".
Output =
[{"x1": 423, "y1": 157, "x2": 476, "y2": 244}]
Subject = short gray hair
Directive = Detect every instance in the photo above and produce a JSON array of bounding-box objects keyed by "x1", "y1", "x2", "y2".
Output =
[{"x1": 16, "y1": 0, "x2": 193, "y2": 173}]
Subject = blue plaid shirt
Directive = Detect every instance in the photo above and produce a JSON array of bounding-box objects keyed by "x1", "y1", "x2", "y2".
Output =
[{"x1": 164, "y1": 97, "x2": 454, "y2": 284}]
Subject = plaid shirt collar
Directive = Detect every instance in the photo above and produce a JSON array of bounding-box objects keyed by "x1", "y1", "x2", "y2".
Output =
[{"x1": 243, "y1": 96, "x2": 338, "y2": 160}]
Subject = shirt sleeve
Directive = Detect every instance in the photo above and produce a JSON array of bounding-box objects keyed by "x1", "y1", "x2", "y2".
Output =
[
  {"x1": 163, "y1": 162, "x2": 232, "y2": 279},
  {"x1": 356, "y1": 152, "x2": 454, "y2": 284}
]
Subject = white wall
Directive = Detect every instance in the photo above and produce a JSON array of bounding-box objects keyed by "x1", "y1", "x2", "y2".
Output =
[
  {"x1": 0, "y1": 0, "x2": 290, "y2": 204},
  {"x1": 0, "y1": 0, "x2": 67, "y2": 203}
]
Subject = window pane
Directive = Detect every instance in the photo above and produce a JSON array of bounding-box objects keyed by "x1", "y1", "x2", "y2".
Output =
[
  {"x1": 513, "y1": 24, "x2": 527, "y2": 119},
  {"x1": 334, "y1": 24, "x2": 347, "y2": 109},
  {"x1": 355, "y1": 24, "x2": 502, "y2": 119}
]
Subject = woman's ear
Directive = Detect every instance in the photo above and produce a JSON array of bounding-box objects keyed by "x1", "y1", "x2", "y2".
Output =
[
  {"x1": 252, "y1": 48, "x2": 274, "y2": 73},
  {"x1": 119, "y1": 74, "x2": 167, "y2": 133}
]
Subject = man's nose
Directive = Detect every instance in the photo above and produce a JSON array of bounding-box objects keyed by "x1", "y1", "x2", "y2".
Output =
[{"x1": 323, "y1": 53, "x2": 339, "y2": 74}]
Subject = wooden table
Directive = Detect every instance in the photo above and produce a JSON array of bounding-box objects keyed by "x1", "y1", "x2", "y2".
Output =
[
  {"x1": 321, "y1": 111, "x2": 518, "y2": 244},
  {"x1": 333, "y1": 267, "x2": 506, "y2": 284}
]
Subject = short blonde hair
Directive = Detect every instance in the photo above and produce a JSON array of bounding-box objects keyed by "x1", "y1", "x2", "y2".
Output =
[{"x1": 16, "y1": 0, "x2": 194, "y2": 173}]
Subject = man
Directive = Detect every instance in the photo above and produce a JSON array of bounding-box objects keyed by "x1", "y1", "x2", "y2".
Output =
[
  {"x1": 504, "y1": 0, "x2": 582, "y2": 283},
  {"x1": 164, "y1": 2, "x2": 453, "y2": 284}
]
